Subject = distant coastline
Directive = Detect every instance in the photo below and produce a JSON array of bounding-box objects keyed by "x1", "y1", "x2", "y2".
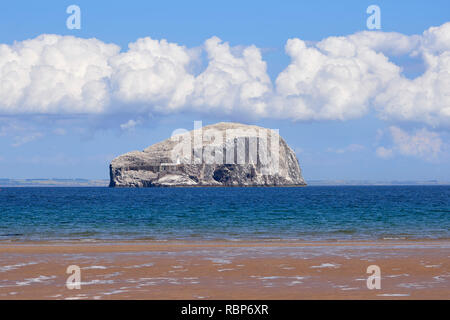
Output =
[
  {"x1": 307, "y1": 180, "x2": 450, "y2": 186},
  {"x1": 0, "y1": 178, "x2": 109, "y2": 187},
  {"x1": 1, "y1": 178, "x2": 449, "y2": 187}
]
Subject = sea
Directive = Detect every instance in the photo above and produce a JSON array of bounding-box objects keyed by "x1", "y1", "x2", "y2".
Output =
[{"x1": 0, "y1": 186, "x2": 449, "y2": 242}]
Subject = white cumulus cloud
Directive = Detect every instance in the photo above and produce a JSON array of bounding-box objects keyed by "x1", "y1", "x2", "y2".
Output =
[
  {"x1": 373, "y1": 23, "x2": 450, "y2": 127},
  {"x1": 0, "y1": 23, "x2": 449, "y2": 129},
  {"x1": 0, "y1": 34, "x2": 119, "y2": 114},
  {"x1": 110, "y1": 37, "x2": 196, "y2": 112},
  {"x1": 274, "y1": 35, "x2": 400, "y2": 120},
  {"x1": 190, "y1": 37, "x2": 271, "y2": 116}
]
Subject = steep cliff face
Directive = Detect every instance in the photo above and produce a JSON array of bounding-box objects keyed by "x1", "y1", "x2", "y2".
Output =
[{"x1": 109, "y1": 122, "x2": 306, "y2": 187}]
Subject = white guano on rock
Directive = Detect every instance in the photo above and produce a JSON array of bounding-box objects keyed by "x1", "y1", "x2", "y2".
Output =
[{"x1": 109, "y1": 122, "x2": 306, "y2": 187}]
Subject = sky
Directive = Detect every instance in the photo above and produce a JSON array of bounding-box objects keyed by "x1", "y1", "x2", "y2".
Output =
[{"x1": 0, "y1": 0, "x2": 449, "y2": 181}]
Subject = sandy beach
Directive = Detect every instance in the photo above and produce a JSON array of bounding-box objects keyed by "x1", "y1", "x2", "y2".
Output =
[{"x1": 0, "y1": 240, "x2": 448, "y2": 300}]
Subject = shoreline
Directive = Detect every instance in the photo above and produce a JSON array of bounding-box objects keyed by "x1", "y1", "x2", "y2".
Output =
[
  {"x1": 1, "y1": 238, "x2": 449, "y2": 246},
  {"x1": 1, "y1": 238, "x2": 449, "y2": 244},
  {"x1": 1, "y1": 240, "x2": 449, "y2": 299}
]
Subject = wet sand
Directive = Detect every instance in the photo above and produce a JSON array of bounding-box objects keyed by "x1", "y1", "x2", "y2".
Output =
[{"x1": 0, "y1": 240, "x2": 449, "y2": 299}]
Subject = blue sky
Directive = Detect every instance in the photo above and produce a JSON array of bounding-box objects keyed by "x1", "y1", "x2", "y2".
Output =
[{"x1": 0, "y1": 0, "x2": 449, "y2": 180}]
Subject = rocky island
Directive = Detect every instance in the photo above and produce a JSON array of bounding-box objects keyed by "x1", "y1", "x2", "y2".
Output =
[{"x1": 109, "y1": 122, "x2": 306, "y2": 187}]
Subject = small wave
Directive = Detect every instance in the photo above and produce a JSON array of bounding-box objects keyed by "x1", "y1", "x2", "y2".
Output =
[
  {"x1": 68, "y1": 231, "x2": 99, "y2": 237},
  {"x1": 310, "y1": 263, "x2": 340, "y2": 269},
  {"x1": 377, "y1": 293, "x2": 410, "y2": 297},
  {"x1": 330, "y1": 229, "x2": 357, "y2": 235},
  {"x1": 82, "y1": 266, "x2": 107, "y2": 270}
]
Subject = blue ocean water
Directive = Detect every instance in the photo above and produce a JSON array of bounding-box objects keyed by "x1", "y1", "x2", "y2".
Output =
[{"x1": 0, "y1": 186, "x2": 449, "y2": 241}]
